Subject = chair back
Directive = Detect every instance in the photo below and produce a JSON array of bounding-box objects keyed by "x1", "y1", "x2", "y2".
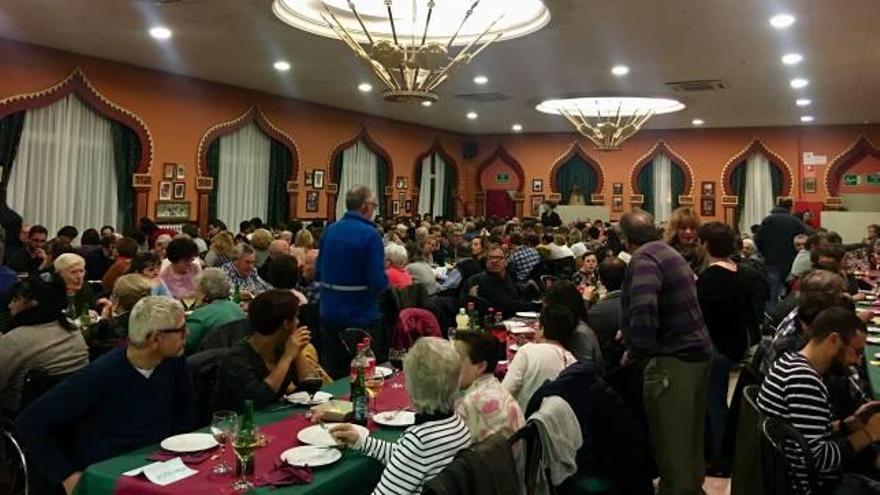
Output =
[
  {"x1": 197, "y1": 318, "x2": 251, "y2": 352},
  {"x1": 187, "y1": 348, "x2": 228, "y2": 426},
  {"x1": 0, "y1": 416, "x2": 28, "y2": 495},
  {"x1": 19, "y1": 370, "x2": 73, "y2": 415},
  {"x1": 548, "y1": 257, "x2": 577, "y2": 279},
  {"x1": 509, "y1": 423, "x2": 546, "y2": 495},
  {"x1": 392, "y1": 308, "x2": 441, "y2": 350},
  {"x1": 760, "y1": 417, "x2": 817, "y2": 495},
  {"x1": 730, "y1": 385, "x2": 765, "y2": 495}
]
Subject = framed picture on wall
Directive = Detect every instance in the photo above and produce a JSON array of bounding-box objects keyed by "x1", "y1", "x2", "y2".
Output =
[
  {"x1": 398, "y1": 192, "x2": 405, "y2": 202},
  {"x1": 392, "y1": 200, "x2": 401, "y2": 215},
  {"x1": 176, "y1": 164, "x2": 185, "y2": 180},
  {"x1": 405, "y1": 200, "x2": 412, "y2": 213},
  {"x1": 532, "y1": 179, "x2": 543, "y2": 193},
  {"x1": 701, "y1": 181, "x2": 715, "y2": 196},
  {"x1": 305, "y1": 191, "x2": 319, "y2": 212},
  {"x1": 159, "y1": 181, "x2": 172, "y2": 201},
  {"x1": 612, "y1": 182, "x2": 623, "y2": 195},
  {"x1": 611, "y1": 195, "x2": 624, "y2": 212},
  {"x1": 163, "y1": 163, "x2": 175, "y2": 179},
  {"x1": 304, "y1": 170, "x2": 313, "y2": 187},
  {"x1": 530, "y1": 195, "x2": 544, "y2": 217},
  {"x1": 396, "y1": 176, "x2": 409, "y2": 190},
  {"x1": 701, "y1": 197, "x2": 716, "y2": 217},
  {"x1": 155, "y1": 201, "x2": 190, "y2": 221},
  {"x1": 172, "y1": 182, "x2": 185, "y2": 200},
  {"x1": 803, "y1": 177, "x2": 817, "y2": 193},
  {"x1": 313, "y1": 169, "x2": 324, "y2": 189}
]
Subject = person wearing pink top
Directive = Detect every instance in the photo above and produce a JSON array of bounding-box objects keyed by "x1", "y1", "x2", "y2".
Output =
[
  {"x1": 159, "y1": 237, "x2": 201, "y2": 299},
  {"x1": 384, "y1": 243, "x2": 413, "y2": 289}
]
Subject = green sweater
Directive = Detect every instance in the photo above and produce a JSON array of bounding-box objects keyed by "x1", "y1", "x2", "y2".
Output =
[{"x1": 185, "y1": 299, "x2": 246, "y2": 353}]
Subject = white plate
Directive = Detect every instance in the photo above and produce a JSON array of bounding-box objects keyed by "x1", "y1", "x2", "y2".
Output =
[
  {"x1": 868, "y1": 336, "x2": 880, "y2": 345},
  {"x1": 280, "y1": 446, "x2": 341, "y2": 467},
  {"x1": 160, "y1": 433, "x2": 218, "y2": 453},
  {"x1": 297, "y1": 423, "x2": 369, "y2": 447},
  {"x1": 516, "y1": 311, "x2": 539, "y2": 319},
  {"x1": 504, "y1": 320, "x2": 526, "y2": 329},
  {"x1": 374, "y1": 366, "x2": 393, "y2": 378},
  {"x1": 869, "y1": 327, "x2": 880, "y2": 334},
  {"x1": 372, "y1": 410, "x2": 416, "y2": 427},
  {"x1": 510, "y1": 326, "x2": 535, "y2": 334}
]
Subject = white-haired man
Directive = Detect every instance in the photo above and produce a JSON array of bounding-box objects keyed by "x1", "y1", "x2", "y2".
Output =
[{"x1": 17, "y1": 296, "x2": 196, "y2": 494}]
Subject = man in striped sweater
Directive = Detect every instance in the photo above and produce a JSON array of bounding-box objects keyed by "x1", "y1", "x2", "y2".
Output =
[{"x1": 758, "y1": 307, "x2": 880, "y2": 492}]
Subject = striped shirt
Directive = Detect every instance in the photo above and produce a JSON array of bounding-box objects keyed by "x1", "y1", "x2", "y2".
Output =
[
  {"x1": 620, "y1": 241, "x2": 712, "y2": 361},
  {"x1": 356, "y1": 413, "x2": 473, "y2": 495},
  {"x1": 757, "y1": 352, "x2": 853, "y2": 491}
]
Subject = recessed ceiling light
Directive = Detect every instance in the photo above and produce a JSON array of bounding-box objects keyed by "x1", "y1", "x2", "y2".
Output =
[
  {"x1": 467, "y1": 111, "x2": 478, "y2": 120},
  {"x1": 512, "y1": 124, "x2": 523, "y2": 132},
  {"x1": 800, "y1": 115, "x2": 814, "y2": 123},
  {"x1": 149, "y1": 26, "x2": 172, "y2": 40},
  {"x1": 796, "y1": 98, "x2": 812, "y2": 107},
  {"x1": 790, "y1": 78, "x2": 809, "y2": 89},
  {"x1": 611, "y1": 65, "x2": 630, "y2": 76},
  {"x1": 473, "y1": 75, "x2": 489, "y2": 85},
  {"x1": 770, "y1": 14, "x2": 795, "y2": 29},
  {"x1": 781, "y1": 53, "x2": 803, "y2": 65},
  {"x1": 421, "y1": 101, "x2": 433, "y2": 107},
  {"x1": 358, "y1": 82, "x2": 373, "y2": 92},
  {"x1": 273, "y1": 60, "x2": 291, "y2": 72},
  {"x1": 691, "y1": 118, "x2": 705, "y2": 126}
]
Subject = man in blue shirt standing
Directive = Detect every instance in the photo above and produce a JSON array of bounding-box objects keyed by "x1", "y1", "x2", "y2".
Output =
[{"x1": 317, "y1": 185, "x2": 389, "y2": 378}]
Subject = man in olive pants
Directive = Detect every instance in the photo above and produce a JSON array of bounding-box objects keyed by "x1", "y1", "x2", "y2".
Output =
[{"x1": 620, "y1": 210, "x2": 714, "y2": 494}]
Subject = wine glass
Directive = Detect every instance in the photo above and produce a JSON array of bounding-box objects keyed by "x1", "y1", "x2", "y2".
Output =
[
  {"x1": 210, "y1": 410, "x2": 237, "y2": 476},
  {"x1": 300, "y1": 369, "x2": 324, "y2": 403},
  {"x1": 181, "y1": 293, "x2": 197, "y2": 311},
  {"x1": 364, "y1": 372, "x2": 385, "y2": 416},
  {"x1": 231, "y1": 422, "x2": 258, "y2": 492},
  {"x1": 388, "y1": 348, "x2": 406, "y2": 389}
]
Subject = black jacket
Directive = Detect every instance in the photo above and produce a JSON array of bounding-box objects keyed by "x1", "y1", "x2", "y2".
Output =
[
  {"x1": 422, "y1": 433, "x2": 520, "y2": 495},
  {"x1": 755, "y1": 207, "x2": 810, "y2": 271}
]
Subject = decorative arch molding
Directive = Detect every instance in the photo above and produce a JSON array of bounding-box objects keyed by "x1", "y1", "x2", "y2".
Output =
[
  {"x1": 412, "y1": 140, "x2": 462, "y2": 218},
  {"x1": 475, "y1": 146, "x2": 526, "y2": 217},
  {"x1": 629, "y1": 141, "x2": 695, "y2": 196},
  {"x1": 0, "y1": 67, "x2": 154, "y2": 224},
  {"x1": 548, "y1": 142, "x2": 605, "y2": 195},
  {"x1": 720, "y1": 138, "x2": 793, "y2": 197},
  {"x1": 195, "y1": 105, "x2": 300, "y2": 231},
  {"x1": 824, "y1": 135, "x2": 880, "y2": 198},
  {"x1": 326, "y1": 126, "x2": 394, "y2": 219}
]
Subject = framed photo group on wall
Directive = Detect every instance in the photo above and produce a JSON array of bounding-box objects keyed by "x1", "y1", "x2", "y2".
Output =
[{"x1": 700, "y1": 181, "x2": 715, "y2": 217}]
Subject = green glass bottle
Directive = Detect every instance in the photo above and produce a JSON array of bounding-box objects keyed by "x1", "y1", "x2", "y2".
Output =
[
  {"x1": 351, "y1": 362, "x2": 368, "y2": 426},
  {"x1": 232, "y1": 284, "x2": 241, "y2": 304}
]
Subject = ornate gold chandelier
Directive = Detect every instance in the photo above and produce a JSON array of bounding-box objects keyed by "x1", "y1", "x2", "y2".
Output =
[
  {"x1": 536, "y1": 97, "x2": 686, "y2": 151},
  {"x1": 273, "y1": 0, "x2": 550, "y2": 104}
]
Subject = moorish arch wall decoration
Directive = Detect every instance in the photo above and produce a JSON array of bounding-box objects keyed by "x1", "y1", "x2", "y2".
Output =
[
  {"x1": 630, "y1": 141, "x2": 695, "y2": 216},
  {"x1": 824, "y1": 135, "x2": 880, "y2": 206},
  {"x1": 548, "y1": 142, "x2": 605, "y2": 204},
  {"x1": 326, "y1": 126, "x2": 393, "y2": 220},
  {"x1": 475, "y1": 146, "x2": 526, "y2": 218},
  {"x1": 0, "y1": 67, "x2": 153, "y2": 228},
  {"x1": 196, "y1": 106, "x2": 299, "y2": 232},
  {"x1": 412, "y1": 140, "x2": 461, "y2": 219},
  {"x1": 720, "y1": 138, "x2": 793, "y2": 227}
]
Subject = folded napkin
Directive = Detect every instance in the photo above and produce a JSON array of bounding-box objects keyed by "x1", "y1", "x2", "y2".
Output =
[
  {"x1": 286, "y1": 391, "x2": 332, "y2": 405},
  {"x1": 146, "y1": 448, "x2": 216, "y2": 465},
  {"x1": 254, "y1": 460, "x2": 313, "y2": 488}
]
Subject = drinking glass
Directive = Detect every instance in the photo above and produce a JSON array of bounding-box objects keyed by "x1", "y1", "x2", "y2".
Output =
[
  {"x1": 364, "y1": 372, "x2": 385, "y2": 416},
  {"x1": 181, "y1": 293, "x2": 197, "y2": 311},
  {"x1": 210, "y1": 410, "x2": 237, "y2": 476},
  {"x1": 388, "y1": 348, "x2": 406, "y2": 389},
  {"x1": 300, "y1": 369, "x2": 325, "y2": 403},
  {"x1": 231, "y1": 424, "x2": 258, "y2": 492}
]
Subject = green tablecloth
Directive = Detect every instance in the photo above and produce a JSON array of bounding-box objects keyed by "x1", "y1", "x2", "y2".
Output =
[
  {"x1": 77, "y1": 379, "x2": 405, "y2": 495},
  {"x1": 866, "y1": 344, "x2": 880, "y2": 400}
]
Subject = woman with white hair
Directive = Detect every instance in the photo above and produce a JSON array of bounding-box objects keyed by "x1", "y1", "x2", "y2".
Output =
[
  {"x1": 330, "y1": 337, "x2": 473, "y2": 495},
  {"x1": 55, "y1": 252, "x2": 95, "y2": 316},
  {"x1": 384, "y1": 243, "x2": 412, "y2": 289},
  {"x1": 185, "y1": 268, "x2": 246, "y2": 353}
]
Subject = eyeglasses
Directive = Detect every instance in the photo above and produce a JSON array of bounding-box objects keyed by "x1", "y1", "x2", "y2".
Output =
[{"x1": 158, "y1": 324, "x2": 187, "y2": 335}]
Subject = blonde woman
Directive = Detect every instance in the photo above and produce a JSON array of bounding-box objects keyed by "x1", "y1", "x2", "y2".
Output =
[
  {"x1": 205, "y1": 231, "x2": 235, "y2": 267},
  {"x1": 294, "y1": 229, "x2": 314, "y2": 250},
  {"x1": 663, "y1": 207, "x2": 706, "y2": 274},
  {"x1": 250, "y1": 228, "x2": 273, "y2": 268}
]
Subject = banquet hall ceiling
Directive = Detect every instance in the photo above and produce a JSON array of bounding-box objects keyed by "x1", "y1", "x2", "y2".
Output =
[{"x1": 1, "y1": 0, "x2": 879, "y2": 134}]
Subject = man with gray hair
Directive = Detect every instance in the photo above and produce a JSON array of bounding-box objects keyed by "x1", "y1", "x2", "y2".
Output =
[
  {"x1": 17, "y1": 296, "x2": 196, "y2": 494},
  {"x1": 317, "y1": 185, "x2": 388, "y2": 377}
]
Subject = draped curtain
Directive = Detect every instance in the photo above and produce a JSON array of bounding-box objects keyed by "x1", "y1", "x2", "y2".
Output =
[
  {"x1": 110, "y1": 121, "x2": 140, "y2": 232},
  {"x1": 637, "y1": 161, "x2": 654, "y2": 215},
  {"x1": 557, "y1": 155, "x2": 598, "y2": 204},
  {"x1": 216, "y1": 122, "x2": 271, "y2": 231},
  {"x1": 417, "y1": 153, "x2": 453, "y2": 218},
  {"x1": 671, "y1": 160, "x2": 685, "y2": 211},
  {"x1": 266, "y1": 140, "x2": 292, "y2": 227},
  {"x1": 0, "y1": 111, "x2": 26, "y2": 203},
  {"x1": 334, "y1": 140, "x2": 381, "y2": 220},
  {"x1": 207, "y1": 140, "x2": 220, "y2": 222},
  {"x1": 9, "y1": 94, "x2": 118, "y2": 235},
  {"x1": 653, "y1": 153, "x2": 673, "y2": 222},
  {"x1": 737, "y1": 152, "x2": 776, "y2": 233}
]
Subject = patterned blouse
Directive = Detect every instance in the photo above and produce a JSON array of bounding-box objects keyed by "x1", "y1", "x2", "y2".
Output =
[
  {"x1": 221, "y1": 262, "x2": 272, "y2": 294},
  {"x1": 455, "y1": 373, "x2": 525, "y2": 442}
]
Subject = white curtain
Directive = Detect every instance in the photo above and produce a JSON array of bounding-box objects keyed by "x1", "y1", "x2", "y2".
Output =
[
  {"x1": 653, "y1": 153, "x2": 673, "y2": 223},
  {"x1": 417, "y1": 153, "x2": 448, "y2": 218},
  {"x1": 9, "y1": 93, "x2": 118, "y2": 236},
  {"x1": 217, "y1": 122, "x2": 271, "y2": 231},
  {"x1": 740, "y1": 152, "x2": 775, "y2": 233},
  {"x1": 336, "y1": 140, "x2": 379, "y2": 220}
]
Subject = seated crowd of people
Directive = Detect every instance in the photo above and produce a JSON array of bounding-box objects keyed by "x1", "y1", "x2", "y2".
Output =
[{"x1": 1, "y1": 189, "x2": 880, "y2": 494}]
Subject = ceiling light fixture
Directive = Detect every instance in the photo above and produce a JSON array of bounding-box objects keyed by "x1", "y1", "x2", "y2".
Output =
[
  {"x1": 781, "y1": 53, "x2": 803, "y2": 65},
  {"x1": 536, "y1": 96, "x2": 686, "y2": 151},
  {"x1": 692, "y1": 118, "x2": 705, "y2": 126},
  {"x1": 770, "y1": 14, "x2": 795, "y2": 29},
  {"x1": 512, "y1": 124, "x2": 523, "y2": 132},
  {"x1": 273, "y1": 61, "x2": 291, "y2": 71},
  {"x1": 467, "y1": 111, "x2": 478, "y2": 120},
  {"x1": 421, "y1": 101, "x2": 433, "y2": 107},
  {"x1": 473, "y1": 75, "x2": 489, "y2": 85},
  {"x1": 358, "y1": 82, "x2": 373, "y2": 92},
  {"x1": 272, "y1": 0, "x2": 550, "y2": 104},
  {"x1": 149, "y1": 26, "x2": 173, "y2": 40},
  {"x1": 796, "y1": 98, "x2": 812, "y2": 107},
  {"x1": 611, "y1": 65, "x2": 630, "y2": 76},
  {"x1": 790, "y1": 78, "x2": 809, "y2": 89},
  {"x1": 800, "y1": 115, "x2": 814, "y2": 123}
]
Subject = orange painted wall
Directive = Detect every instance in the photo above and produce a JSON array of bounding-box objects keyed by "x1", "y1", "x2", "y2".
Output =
[
  {"x1": 838, "y1": 155, "x2": 880, "y2": 193},
  {"x1": 480, "y1": 159, "x2": 521, "y2": 191},
  {"x1": 4, "y1": 39, "x2": 880, "y2": 225}
]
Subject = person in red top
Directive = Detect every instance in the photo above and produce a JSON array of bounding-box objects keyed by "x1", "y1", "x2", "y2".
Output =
[
  {"x1": 101, "y1": 237, "x2": 139, "y2": 293},
  {"x1": 384, "y1": 243, "x2": 412, "y2": 289}
]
